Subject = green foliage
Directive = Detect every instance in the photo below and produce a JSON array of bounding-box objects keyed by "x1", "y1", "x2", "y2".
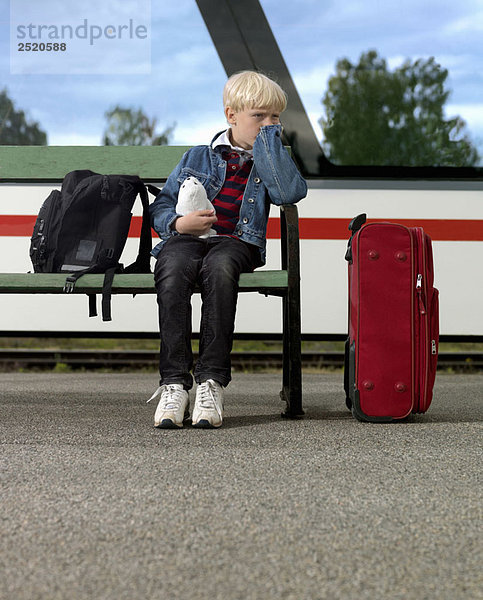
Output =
[
  {"x1": 53, "y1": 362, "x2": 71, "y2": 373},
  {"x1": 103, "y1": 105, "x2": 175, "y2": 146},
  {"x1": 0, "y1": 88, "x2": 47, "y2": 145},
  {"x1": 320, "y1": 50, "x2": 479, "y2": 167}
]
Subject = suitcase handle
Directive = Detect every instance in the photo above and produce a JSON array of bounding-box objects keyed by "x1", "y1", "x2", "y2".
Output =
[
  {"x1": 348, "y1": 213, "x2": 367, "y2": 233},
  {"x1": 345, "y1": 213, "x2": 367, "y2": 262}
]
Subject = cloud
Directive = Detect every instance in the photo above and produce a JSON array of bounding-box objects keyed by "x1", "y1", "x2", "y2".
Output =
[
  {"x1": 443, "y1": 9, "x2": 483, "y2": 33},
  {"x1": 48, "y1": 131, "x2": 102, "y2": 145},
  {"x1": 292, "y1": 65, "x2": 333, "y2": 96},
  {"x1": 289, "y1": 65, "x2": 334, "y2": 141},
  {"x1": 171, "y1": 112, "x2": 226, "y2": 145},
  {"x1": 307, "y1": 112, "x2": 324, "y2": 141},
  {"x1": 446, "y1": 103, "x2": 483, "y2": 128},
  {"x1": 46, "y1": 109, "x2": 228, "y2": 147}
]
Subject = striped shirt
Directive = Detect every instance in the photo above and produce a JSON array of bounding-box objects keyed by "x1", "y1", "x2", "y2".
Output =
[{"x1": 212, "y1": 150, "x2": 253, "y2": 235}]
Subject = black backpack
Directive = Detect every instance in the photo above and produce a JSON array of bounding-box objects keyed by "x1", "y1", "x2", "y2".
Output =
[{"x1": 30, "y1": 170, "x2": 157, "y2": 321}]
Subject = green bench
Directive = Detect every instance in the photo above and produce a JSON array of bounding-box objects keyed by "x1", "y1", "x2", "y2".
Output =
[{"x1": 0, "y1": 145, "x2": 302, "y2": 417}]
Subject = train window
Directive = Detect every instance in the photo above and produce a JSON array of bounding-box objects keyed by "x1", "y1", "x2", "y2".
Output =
[
  {"x1": 3, "y1": 1, "x2": 228, "y2": 147},
  {"x1": 260, "y1": 0, "x2": 483, "y2": 171},
  {"x1": 2, "y1": 0, "x2": 482, "y2": 178}
]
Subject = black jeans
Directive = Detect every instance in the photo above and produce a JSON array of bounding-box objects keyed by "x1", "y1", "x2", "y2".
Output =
[{"x1": 154, "y1": 235, "x2": 260, "y2": 389}]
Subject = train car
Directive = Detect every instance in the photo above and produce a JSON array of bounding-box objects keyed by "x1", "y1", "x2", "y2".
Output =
[{"x1": 1, "y1": 178, "x2": 482, "y2": 338}]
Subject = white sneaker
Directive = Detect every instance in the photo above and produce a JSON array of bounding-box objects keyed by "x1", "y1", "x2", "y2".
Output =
[
  {"x1": 147, "y1": 384, "x2": 189, "y2": 428},
  {"x1": 192, "y1": 379, "x2": 224, "y2": 428}
]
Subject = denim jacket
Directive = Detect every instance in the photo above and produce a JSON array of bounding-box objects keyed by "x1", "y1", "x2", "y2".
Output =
[{"x1": 149, "y1": 124, "x2": 307, "y2": 264}]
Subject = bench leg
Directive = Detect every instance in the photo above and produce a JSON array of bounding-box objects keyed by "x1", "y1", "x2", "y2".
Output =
[
  {"x1": 280, "y1": 292, "x2": 303, "y2": 418},
  {"x1": 278, "y1": 203, "x2": 303, "y2": 418}
]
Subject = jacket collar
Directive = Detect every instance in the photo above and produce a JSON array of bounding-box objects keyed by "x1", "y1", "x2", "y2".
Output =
[{"x1": 211, "y1": 129, "x2": 253, "y2": 162}]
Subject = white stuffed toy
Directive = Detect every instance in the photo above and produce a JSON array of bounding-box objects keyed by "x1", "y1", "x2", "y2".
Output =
[{"x1": 176, "y1": 176, "x2": 216, "y2": 238}]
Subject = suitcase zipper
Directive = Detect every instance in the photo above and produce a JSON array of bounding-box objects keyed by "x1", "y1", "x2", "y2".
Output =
[
  {"x1": 416, "y1": 274, "x2": 426, "y2": 315},
  {"x1": 415, "y1": 229, "x2": 430, "y2": 412}
]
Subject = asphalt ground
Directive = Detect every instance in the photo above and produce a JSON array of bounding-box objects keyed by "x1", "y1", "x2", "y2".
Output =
[{"x1": 1, "y1": 371, "x2": 482, "y2": 600}]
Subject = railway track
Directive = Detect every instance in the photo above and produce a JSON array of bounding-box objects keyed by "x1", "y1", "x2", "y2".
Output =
[{"x1": 0, "y1": 348, "x2": 481, "y2": 371}]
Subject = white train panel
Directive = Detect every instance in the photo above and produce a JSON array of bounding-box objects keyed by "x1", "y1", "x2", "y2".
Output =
[{"x1": 1, "y1": 182, "x2": 482, "y2": 336}]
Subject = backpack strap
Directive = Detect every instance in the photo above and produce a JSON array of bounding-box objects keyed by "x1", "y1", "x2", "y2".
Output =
[
  {"x1": 124, "y1": 182, "x2": 153, "y2": 274},
  {"x1": 88, "y1": 294, "x2": 97, "y2": 317},
  {"x1": 63, "y1": 260, "x2": 117, "y2": 321},
  {"x1": 101, "y1": 266, "x2": 117, "y2": 321},
  {"x1": 63, "y1": 265, "x2": 97, "y2": 293},
  {"x1": 146, "y1": 184, "x2": 161, "y2": 196}
]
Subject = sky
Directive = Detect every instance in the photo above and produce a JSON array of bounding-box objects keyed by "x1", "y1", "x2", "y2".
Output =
[{"x1": 1, "y1": 0, "x2": 482, "y2": 164}]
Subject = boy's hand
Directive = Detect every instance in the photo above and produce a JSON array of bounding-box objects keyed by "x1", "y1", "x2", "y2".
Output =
[{"x1": 174, "y1": 210, "x2": 217, "y2": 235}]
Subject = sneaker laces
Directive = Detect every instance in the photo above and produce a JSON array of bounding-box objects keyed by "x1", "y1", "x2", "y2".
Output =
[
  {"x1": 197, "y1": 380, "x2": 223, "y2": 417},
  {"x1": 147, "y1": 384, "x2": 185, "y2": 410}
]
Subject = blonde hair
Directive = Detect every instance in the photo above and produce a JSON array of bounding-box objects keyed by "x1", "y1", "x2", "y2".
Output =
[{"x1": 223, "y1": 71, "x2": 287, "y2": 113}]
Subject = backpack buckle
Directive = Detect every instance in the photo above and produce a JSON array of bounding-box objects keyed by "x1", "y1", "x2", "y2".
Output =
[{"x1": 63, "y1": 276, "x2": 77, "y2": 293}]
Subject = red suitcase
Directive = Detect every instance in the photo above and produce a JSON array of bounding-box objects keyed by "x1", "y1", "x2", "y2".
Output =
[{"x1": 344, "y1": 214, "x2": 439, "y2": 422}]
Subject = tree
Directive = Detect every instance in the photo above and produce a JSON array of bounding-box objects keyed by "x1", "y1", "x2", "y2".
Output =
[
  {"x1": 103, "y1": 106, "x2": 175, "y2": 146},
  {"x1": 320, "y1": 50, "x2": 479, "y2": 167},
  {"x1": 0, "y1": 89, "x2": 47, "y2": 145}
]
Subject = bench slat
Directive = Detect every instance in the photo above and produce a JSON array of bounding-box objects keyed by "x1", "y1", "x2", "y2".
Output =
[
  {"x1": 0, "y1": 271, "x2": 288, "y2": 294},
  {"x1": 0, "y1": 146, "x2": 190, "y2": 182}
]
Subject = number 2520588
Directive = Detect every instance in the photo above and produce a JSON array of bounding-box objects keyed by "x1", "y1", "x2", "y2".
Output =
[{"x1": 18, "y1": 43, "x2": 67, "y2": 51}]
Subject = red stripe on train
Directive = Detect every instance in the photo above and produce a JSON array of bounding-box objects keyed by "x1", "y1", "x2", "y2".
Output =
[
  {"x1": 1, "y1": 215, "x2": 482, "y2": 241},
  {"x1": 267, "y1": 217, "x2": 483, "y2": 241}
]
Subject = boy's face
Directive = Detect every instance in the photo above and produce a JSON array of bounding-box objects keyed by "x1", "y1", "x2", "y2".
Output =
[{"x1": 225, "y1": 106, "x2": 281, "y2": 150}]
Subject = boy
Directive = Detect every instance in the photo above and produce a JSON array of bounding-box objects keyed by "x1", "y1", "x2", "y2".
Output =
[{"x1": 148, "y1": 70, "x2": 307, "y2": 429}]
